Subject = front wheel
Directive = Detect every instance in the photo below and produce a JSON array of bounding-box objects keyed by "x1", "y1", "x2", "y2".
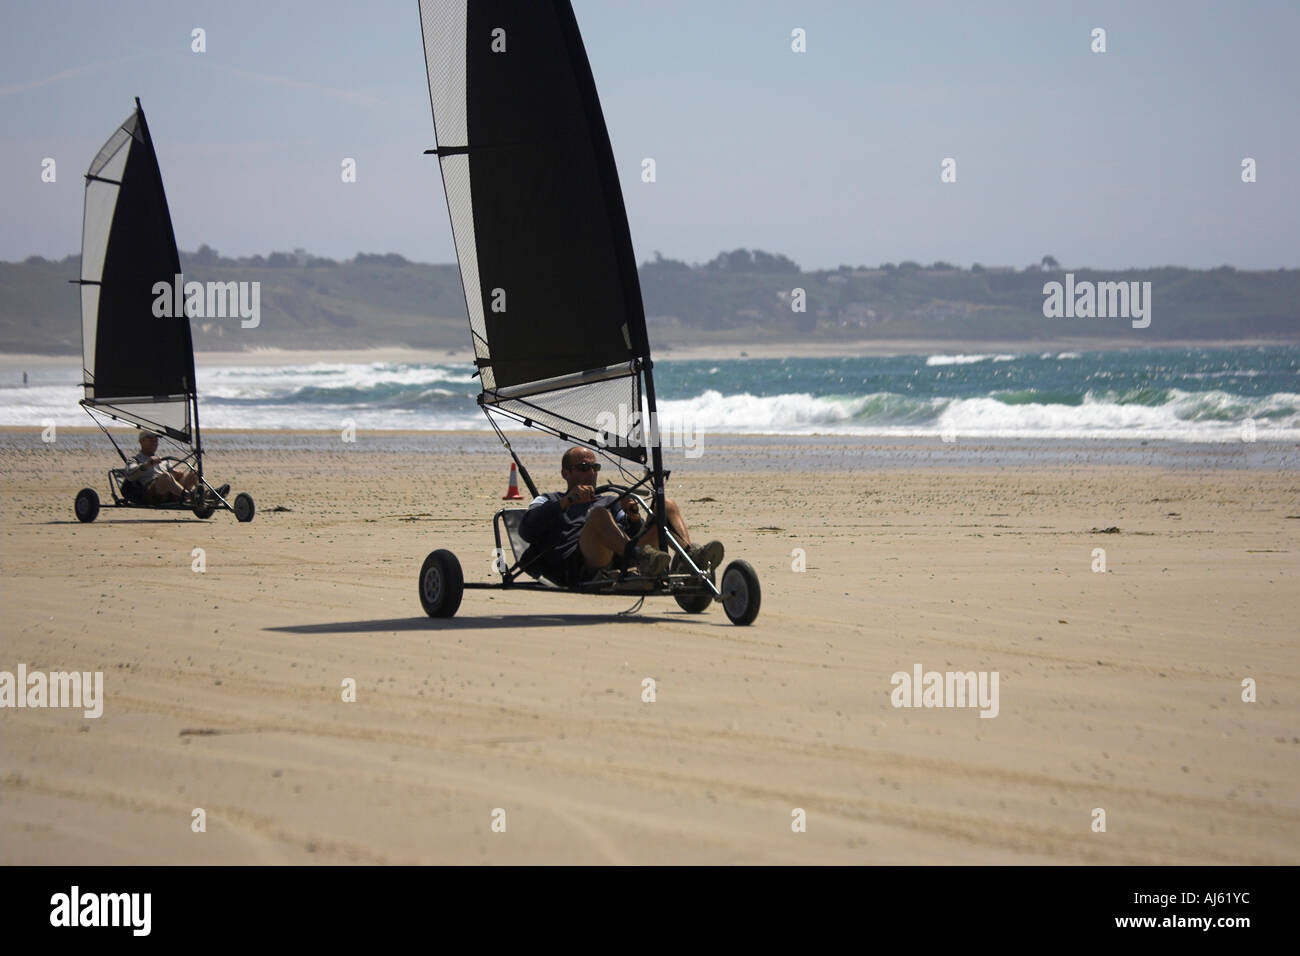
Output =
[
  {"x1": 75, "y1": 488, "x2": 100, "y2": 523},
  {"x1": 720, "y1": 560, "x2": 761, "y2": 626},
  {"x1": 234, "y1": 492, "x2": 255, "y2": 523},
  {"x1": 419, "y1": 549, "x2": 464, "y2": 618}
]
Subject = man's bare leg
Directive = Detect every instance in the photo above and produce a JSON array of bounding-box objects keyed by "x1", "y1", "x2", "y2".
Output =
[
  {"x1": 640, "y1": 498, "x2": 691, "y2": 551},
  {"x1": 147, "y1": 474, "x2": 187, "y2": 504},
  {"x1": 646, "y1": 498, "x2": 726, "y2": 572},
  {"x1": 578, "y1": 508, "x2": 630, "y2": 569},
  {"x1": 169, "y1": 467, "x2": 199, "y2": 492}
]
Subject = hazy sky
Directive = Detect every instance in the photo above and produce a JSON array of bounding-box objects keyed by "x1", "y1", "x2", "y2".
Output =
[{"x1": 2, "y1": 0, "x2": 1297, "y2": 271}]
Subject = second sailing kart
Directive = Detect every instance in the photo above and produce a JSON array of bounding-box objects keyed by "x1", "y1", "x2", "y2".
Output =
[{"x1": 73, "y1": 99, "x2": 254, "y2": 524}]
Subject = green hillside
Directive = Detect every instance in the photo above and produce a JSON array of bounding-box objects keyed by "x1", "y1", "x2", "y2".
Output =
[{"x1": 3, "y1": 247, "x2": 1296, "y2": 354}]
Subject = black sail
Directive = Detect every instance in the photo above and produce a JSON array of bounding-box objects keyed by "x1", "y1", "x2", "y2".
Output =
[
  {"x1": 419, "y1": 0, "x2": 652, "y2": 460},
  {"x1": 79, "y1": 101, "x2": 195, "y2": 443}
]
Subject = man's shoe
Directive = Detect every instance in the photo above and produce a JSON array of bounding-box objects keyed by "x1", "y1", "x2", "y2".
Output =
[
  {"x1": 634, "y1": 545, "x2": 671, "y2": 577},
  {"x1": 213, "y1": 484, "x2": 231, "y2": 500},
  {"x1": 673, "y1": 540, "x2": 725, "y2": 573}
]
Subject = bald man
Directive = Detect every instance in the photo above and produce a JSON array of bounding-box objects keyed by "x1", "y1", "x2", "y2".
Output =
[{"x1": 518, "y1": 446, "x2": 723, "y2": 587}]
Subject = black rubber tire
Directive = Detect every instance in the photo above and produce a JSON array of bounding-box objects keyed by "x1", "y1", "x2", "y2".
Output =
[
  {"x1": 75, "y1": 488, "x2": 100, "y2": 523},
  {"x1": 674, "y1": 568, "x2": 715, "y2": 613},
  {"x1": 234, "y1": 492, "x2": 255, "y2": 523},
  {"x1": 192, "y1": 501, "x2": 215, "y2": 519},
  {"x1": 720, "y1": 559, "x2": 762, "y2": 626},
  {"x1": 674, "y1": 591, "x2": 713, "y2": 614},
  {"x1": 419, "y1": 549, "x2": 464, "y2": 618}
]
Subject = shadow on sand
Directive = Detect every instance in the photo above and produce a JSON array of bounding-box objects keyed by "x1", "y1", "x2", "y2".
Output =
[
  {"x1": 265, "y1": 612, "x2": 680, "y2": 634},
  {"x1": 45, "y1": 517, "x2": 219, "y2": 525}
]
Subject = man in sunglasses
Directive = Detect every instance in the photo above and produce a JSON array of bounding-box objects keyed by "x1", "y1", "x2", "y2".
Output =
[{"x1": 518, "y1": 446, "x2": 723, "y2": 587}]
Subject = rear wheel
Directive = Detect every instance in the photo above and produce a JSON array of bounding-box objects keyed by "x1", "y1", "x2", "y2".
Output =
[
  {"x1": 75, "y1": 488, "x2": 100, "y2": 523},
  {"x1": 674, "y1": 591, "x2": 713, "y2": 613},
  {"x1": 721, "y1": 560, "x2": 761, "y2": 626},
  {"x1": 674, "y1": 568, "x2": 715, "y2": 613},
  {"x1": 419, "y1": 549, "x2": 464, "y2": 618},
  {"x1": 192, "y1": 501, "x2": 215, "y2": 519},
  {"x1": 234, "y1": 492, "x2": 255, "y2": 523}
]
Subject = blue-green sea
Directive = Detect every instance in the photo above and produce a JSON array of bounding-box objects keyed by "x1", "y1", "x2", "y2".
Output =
[{"x1": 3, "y1": 346, "x2": 1297, "y2": 442}]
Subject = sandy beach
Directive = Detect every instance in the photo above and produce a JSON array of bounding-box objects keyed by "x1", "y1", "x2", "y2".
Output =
[{"x1": 0, "y1": 434, "x2": 1296, "y2": 865}]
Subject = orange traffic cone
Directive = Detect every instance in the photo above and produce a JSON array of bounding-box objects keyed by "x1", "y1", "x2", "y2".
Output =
[{"x1": 502, "y1": 462, "x2": 524, "y2": 500}]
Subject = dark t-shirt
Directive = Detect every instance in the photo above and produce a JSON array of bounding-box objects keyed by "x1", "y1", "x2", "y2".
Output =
[{"x1": 518, "y1": 492, "x2": 629, "y2": 584}]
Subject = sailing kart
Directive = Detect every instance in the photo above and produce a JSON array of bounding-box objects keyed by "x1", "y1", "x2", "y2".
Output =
[
  {"x1": 71, "y1": 99, "x2": 253, "y2": 525},
  {"x1": 73, "y1": 425, "x2": 254, "y2": 524},
  {"x1": 416, "y1": 2, "x2": 758, "y2": 624},
  {"x1": 418, "y1": 472, "x2": 761, "y2": 625}
]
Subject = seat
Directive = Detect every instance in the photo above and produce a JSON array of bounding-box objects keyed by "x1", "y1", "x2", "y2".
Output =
[
  {"x1": 114, "y1": 468, "x2": 145, "y2": 504},
  {"x1": 495, "y1": 508, "x2": 560, "y2": 587},
  {"x1": 498, "y1": 509, "x2": 529, "y2": 564}
]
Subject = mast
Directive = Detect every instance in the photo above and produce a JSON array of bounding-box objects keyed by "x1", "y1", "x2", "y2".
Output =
[{"x1": 642, "y1": 358, "x2": 667, "y2": 541}]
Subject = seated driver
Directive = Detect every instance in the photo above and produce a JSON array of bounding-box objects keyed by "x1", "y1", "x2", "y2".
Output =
[
  {"x1": 518, "y1": 446, "x2": 723, "y2": 586},
  {"x1": 123, "y1": 431, "x2": 226, "y2": 505}
]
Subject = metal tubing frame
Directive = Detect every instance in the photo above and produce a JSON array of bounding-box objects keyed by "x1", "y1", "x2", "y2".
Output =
[
  {"x1": 484, "y1": 489, "x2": 721, "y2": 601},
  {"x1": 80, "y1": 401, "x2": 234, "y2": 512}
]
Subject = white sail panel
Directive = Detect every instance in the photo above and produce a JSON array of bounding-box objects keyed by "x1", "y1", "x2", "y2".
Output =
[
  {"x1": 83, "y1": 396, "x2": 191, "y2": 438},
  {"x1": 438, "y1": 154, "x2": 491, "y2": 385},
  {"x1": 419, "y1": 0, "x2": 469, "y2": 149}
]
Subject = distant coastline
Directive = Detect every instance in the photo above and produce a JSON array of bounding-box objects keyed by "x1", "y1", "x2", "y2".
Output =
[
  {"x1": 2, "y1": 337, "x2": 1297, "y2": 368},
  {"x1": 4, "y1": 252, "x2": 1298, "y2": 355}
]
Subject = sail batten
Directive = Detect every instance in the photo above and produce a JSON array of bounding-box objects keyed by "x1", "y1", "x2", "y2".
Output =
[
  {"x1": 419, "y1": 0, "x2": 652, "y2": 460},
  {"x1": 78, "y1": 101, "x2": 195, "y2": 443}
]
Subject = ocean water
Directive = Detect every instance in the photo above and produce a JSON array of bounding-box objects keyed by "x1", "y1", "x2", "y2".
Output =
[{"x1": 2, "y1": 346, "x2": 1297, "y2": 443}]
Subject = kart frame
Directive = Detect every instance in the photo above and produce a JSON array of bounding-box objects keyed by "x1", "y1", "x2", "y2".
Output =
[
  {"x1": 471, "y1": 475, "x2": 722, "y2": 600},
  {"x1": 417, "y1": 467, "x2": 763, "y2": 625}
]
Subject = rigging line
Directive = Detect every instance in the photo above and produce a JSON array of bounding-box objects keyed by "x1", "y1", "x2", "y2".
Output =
[
  {"x1": 595, "y1": 442, "x2": 641, "y2": 489},
  {"x1": 82, "y1": 405, "x2": 129, "y2": 465},
  {"x1": 485, "y1": 407, "x2": 512, "y2": 452},
  {"x1": 616, "y1": 596, "x2": 645, "y2": 617},
  {"x1": 484, "y1": 410, "x2": 540, "y2": 499},
  {"x1": 482, "y1": 404, "x2": 649, "y2": 468}
]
